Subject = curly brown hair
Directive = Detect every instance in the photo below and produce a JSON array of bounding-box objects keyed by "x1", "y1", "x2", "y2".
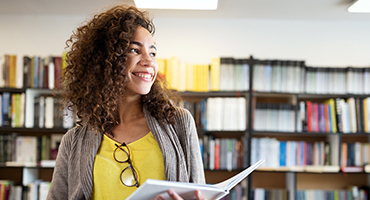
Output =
[{"x1": 62, "y1": 5, "x2": 180, "y2": 134}]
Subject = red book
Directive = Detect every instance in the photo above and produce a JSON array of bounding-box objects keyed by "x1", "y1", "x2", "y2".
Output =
[
  {"x1": 53, "y1": 56, "x2": 62, "y2": 89},
  {"x1": 307, "y1": 101, "x2": 312, "y2": 132},
  {"x1": 325, "y1": 103, "x2": 330, "y2": 132},
  {"x1": 214, "y1": 139, "x2": 220, "y2": 170},
  {"x1": 314, "y1": 103, "x2": 319, "y2": 132}
]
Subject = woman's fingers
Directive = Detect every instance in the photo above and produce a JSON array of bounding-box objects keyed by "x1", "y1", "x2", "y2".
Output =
[{"x1": 167, "y1": 189, "x2": 183, "y2": 200}]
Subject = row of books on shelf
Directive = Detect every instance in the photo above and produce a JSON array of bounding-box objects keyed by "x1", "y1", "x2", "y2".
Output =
[
  {"x1": 251, "y1": 137, "x2": 334, "y2": 170},
  {"x1": 157, "y1": 57, "x2": 250, "y2": 92},
  {"x1": 159, "y1": 56, "x2": 370, "y2": 94},
  {"x1": 251, "y1": 137, "x2": 370, "y2": 172},
  {"x1": 341, "y1": 142, "x2": 370, "y2": 168},
  {"x1": 0, "y1": 54, "x2": 65, "y2": 89},
  {"x1": 0, "y1": 93, "x2": 25, "y2": 127},
  {"x1": 253, "y1": 59, "x2": 305, "y2": 94},
  {"x1": 218, "y1": 182, "x2": 246, "y2": 200},
  {"x1": 0, "y1": 180, "x2": 50, "y2": 200},
  {"x1": 0, "y1": 92, "x2": 74, "y2": 129},
  {"x1": 305, "y1": 66, "x2": 370, "y2": 95},
  {"x1": 252, "y1": 188, "x2": 289, "y2": 200},
  {"x1": 253, "y1": 60, "x2": 370, "y2": 95},
  {"x1": 181, "y1": 97, "x2": 247, "y2": 131},
  {"x1": 299, "y1": 97, "x2": 370, "y2": 134},
  {"x1": 200, "y1": 136, "x2": 246, "y2": 171},
  {"x1": 296, "y1": 186, "x2": 368, "y2": 200},
  {"x1": 0, "y1": 134, "x2": 63, "y2": 167},
  {"x1": 254, "y1": 103, "x2": 296, "y2": 132}
]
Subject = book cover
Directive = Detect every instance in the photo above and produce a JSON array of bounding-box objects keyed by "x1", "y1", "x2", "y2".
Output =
[{"x1": 126, "y1": 159, "x2": 264, "y2": 200}]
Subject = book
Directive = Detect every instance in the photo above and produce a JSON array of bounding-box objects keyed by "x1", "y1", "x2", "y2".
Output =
[{"x1": 126, "y1": 159, "x2": 264, "y2": 200}]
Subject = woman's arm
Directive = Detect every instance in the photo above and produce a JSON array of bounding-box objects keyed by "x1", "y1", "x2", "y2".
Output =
[{"x1": 46, "y1": 129, "x2": 73, "y2": 200}]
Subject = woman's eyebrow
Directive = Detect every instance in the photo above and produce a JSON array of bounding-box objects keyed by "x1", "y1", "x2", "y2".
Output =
[{"x1": 130, "y1": 41, "x2": 157, "y2": 50}]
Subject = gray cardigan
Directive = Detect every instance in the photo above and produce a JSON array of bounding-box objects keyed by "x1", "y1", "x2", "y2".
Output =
[{"x1": 46, "y1": 107, "x2": 205, "y2": 200}]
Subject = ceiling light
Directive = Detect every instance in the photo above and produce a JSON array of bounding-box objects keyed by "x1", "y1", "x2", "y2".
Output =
[
  {"x1": 348, "y1": 0, "x2": 370, "y2": 13},
  {"x1": 134, "y1": 0, "x2": 218, "y2": 10}
]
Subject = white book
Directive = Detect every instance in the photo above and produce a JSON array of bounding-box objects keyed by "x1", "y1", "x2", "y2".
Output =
[
  {"x1": 16, "y1": 54, "x2": 24, "y2": 88},
  {"x1": 354, "y1": 142, "x2": 362, "y2": 166},
  {"x1": 39, "y1": 181, "x2": 50, "y2": 200},
  {"x1": 126, "y1": 159, "x2": 264, "y2": 200},
  {"x1": 44, "y1": 96, "x2": 54, "y2": 128},
  {"x1": 15, "y1": 136, "x2": 37, "y2": 165},
  {"x1": 48, "y1": 57, "x2": 55, "y2": 89},
  {"x1": 347, "y1": 98, "x2": 357, "y2": 133},
  {"x1": 209, "y1": 138, "x2": 215, "y2": 170},
  {"x1": 237, "y1": 97, "x2": 247, "y2": 131}
]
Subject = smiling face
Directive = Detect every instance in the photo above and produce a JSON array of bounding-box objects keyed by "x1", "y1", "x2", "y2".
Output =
[{"x1": 124, "y1": 26, "x2": 158, "y2": 96}]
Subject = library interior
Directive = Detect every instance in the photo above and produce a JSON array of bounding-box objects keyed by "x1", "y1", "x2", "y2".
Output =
[{"x1": 1, "y1": 0, "x2": 370, "y2": 199}]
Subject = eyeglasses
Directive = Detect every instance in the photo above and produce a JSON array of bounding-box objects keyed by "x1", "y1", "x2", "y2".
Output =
[{"x1": 113, "y1": 142, "x2": 139, "y2": 187}]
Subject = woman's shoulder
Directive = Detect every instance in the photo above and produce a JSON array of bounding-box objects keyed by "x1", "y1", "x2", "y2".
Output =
[
  {"x1": 173, "y1": 106, "x2": 193, "y2": 120},
  {"x1": 61, "y1": 125, "x2": 87, "y2": 142}
]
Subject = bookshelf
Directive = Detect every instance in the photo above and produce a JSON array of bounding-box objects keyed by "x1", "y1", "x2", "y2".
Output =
[
  {"x1": 2, "y1": 53, "x2": 370, "y2": 200},
  {"x1": 174, "y1": 56, "x2": 370, "y2": 200}
]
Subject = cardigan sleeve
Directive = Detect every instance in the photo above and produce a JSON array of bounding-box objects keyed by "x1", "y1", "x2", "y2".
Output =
[
  {"x1": 175, "y1": 108, "x2": 206, "y2": 184},
  {"x1": 46, "y1": 127, "x2": 77, "y2": 200}
]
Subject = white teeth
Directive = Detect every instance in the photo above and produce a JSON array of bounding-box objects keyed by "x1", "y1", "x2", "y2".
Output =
[{"x1": 137, "y1": 73, "x2": 152, "y2": 79}]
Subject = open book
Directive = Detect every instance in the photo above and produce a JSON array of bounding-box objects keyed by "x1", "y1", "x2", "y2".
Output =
[{"x1": 126, "y1": 159, "x2": 264, "y2": 200}]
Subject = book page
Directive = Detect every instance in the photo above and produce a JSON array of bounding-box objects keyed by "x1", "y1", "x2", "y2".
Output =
[{"x1": 214, "y1": 159, "x2": 265, "y2": 191}]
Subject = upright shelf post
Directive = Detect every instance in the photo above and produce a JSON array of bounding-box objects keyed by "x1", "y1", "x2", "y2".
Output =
[{"x1": 286, "y1": 172, "x2": 296, "y2": 200}]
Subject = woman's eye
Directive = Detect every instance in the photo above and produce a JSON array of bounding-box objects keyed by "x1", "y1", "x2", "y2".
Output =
[
  {"x1": 130, "y1": 48, "x2": 139, "y2": 53},
  {"x1": 150, "y1": 52, "x2": 156, "y2": 57}
]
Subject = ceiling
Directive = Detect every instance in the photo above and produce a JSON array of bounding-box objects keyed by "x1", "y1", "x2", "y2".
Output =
[{"x1": 0, "y1": 0, "x2": 369, "y2": 21}]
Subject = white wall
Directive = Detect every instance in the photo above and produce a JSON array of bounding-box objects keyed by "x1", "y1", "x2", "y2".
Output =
[{"x1": 1, "y1": 14, "x2": 370, "y2": 67}]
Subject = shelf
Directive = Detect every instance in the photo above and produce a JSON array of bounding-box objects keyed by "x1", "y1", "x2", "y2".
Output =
[
  {"x1": 298, "y1": 93, "x2": 370, "y2": 99},
  {"x1": 253, "y1": 131, "x2": 338, "y2": 136},
  {"x1": 0, "y1": 127, "x2": 67, "y2": 133},
  {"x1": 0, "y1": 88, "x2": 26, "y2": 93},
  {"x1": 202, "y1": 130, "x2": 247, "y2": 137},
  {"x1": 253, "y1": 91, "x2": 297, "y2": 97},
  {"x1": 178, "y1": 91, "x2": 249, "y2": 98},
  {"x1": 257, "y1": 165, "x2": 340, "y2": 173}
]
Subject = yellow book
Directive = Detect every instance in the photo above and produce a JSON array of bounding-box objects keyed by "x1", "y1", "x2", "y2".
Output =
[
  {"x1": 364, "y1": 98, "x2": 368, "y2": 133},
  {"x1": 210, "y1": 57, "x2": 220, "y2": 91},
  {"x1": 185, "y1": 63, "x2": 194, "y2": 91},
  {"x1": 333, "y1": 190, "x2": 339, "y2": 200},
  {"x1": 179, "y1": 62, "x2": 186, "y2": 92},
  {"x1": 325, "y1": 98, "x2": 337, "y2": 133},
  {"x1": 9, "y1": 55, "x2": 17, "y2": 88},
  {"x1": 156, "y1": 58, "x2": 167, "y2": 81},
  {"x1": 166, "y1": 57, "x2": 181, "y2": 91},
  {"x1": 202, "y1": 64, "x2": 210, "y2": 92},
  {"x1": 62, "y1": 52, "x2": 68, "y2": 70},
  {"x1": 194, "y1": 64, "x2": 201, "y2": 92}
]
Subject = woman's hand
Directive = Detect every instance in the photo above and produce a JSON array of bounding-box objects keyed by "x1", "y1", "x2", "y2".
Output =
[{"x1": 152, "y1": 189, "x2": 205, "y2": 200}]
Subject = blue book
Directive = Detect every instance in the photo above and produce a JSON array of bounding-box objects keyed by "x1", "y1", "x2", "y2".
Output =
[
  {"x1": 328, "y1": 104, "x2": 333, "y2": 133},
  {"x1": 279, "y1": 141, "x2": 286, "y2": 166}
]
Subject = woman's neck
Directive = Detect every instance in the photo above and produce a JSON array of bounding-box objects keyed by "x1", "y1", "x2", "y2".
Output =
[{"x1": 118, "y1": 95, "x2": 144, "y2": 124}]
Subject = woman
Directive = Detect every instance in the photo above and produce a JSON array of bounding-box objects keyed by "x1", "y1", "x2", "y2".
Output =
[{"x1": 47, "y1": 5, "x2": 205, "y2": 200}]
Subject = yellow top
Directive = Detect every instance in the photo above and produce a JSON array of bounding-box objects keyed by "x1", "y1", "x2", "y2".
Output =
[{"x1": 92, "y1": 132, "x2": 165, "y2": 200}]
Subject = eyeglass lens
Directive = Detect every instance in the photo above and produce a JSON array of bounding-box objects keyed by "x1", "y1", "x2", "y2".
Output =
[
  {"x1": 114, "y1": 143, "x2": 139, "y2": 187},
  {"x1": 121, "y1": 166, "x2": 139, "y2": 186}
]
